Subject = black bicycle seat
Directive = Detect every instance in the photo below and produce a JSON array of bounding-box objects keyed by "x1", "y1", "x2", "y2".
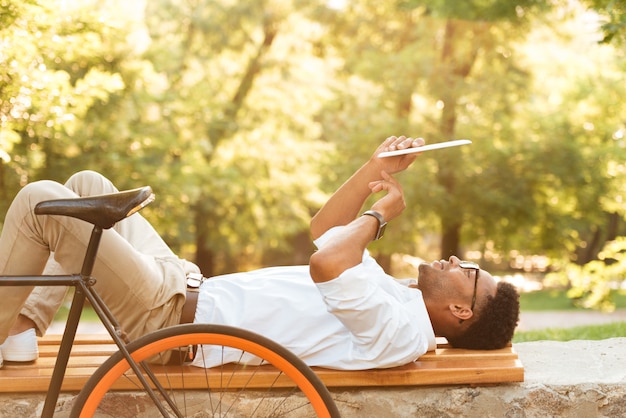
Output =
[{"x1": 34, "y1": 186, "x2": 155, "y2": 229}]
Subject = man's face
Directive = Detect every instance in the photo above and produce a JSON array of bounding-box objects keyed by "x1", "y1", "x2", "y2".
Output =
[{"x1": 417, "y1": 256, "x2": 497, "y2": 313}]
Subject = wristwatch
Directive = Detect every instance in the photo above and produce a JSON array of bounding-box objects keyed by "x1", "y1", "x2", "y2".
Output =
[{"x1": 362, "y1": 210, "x2": 387, "y2": 240}]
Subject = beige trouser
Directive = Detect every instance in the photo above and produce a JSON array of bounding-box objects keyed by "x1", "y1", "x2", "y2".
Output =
[{"x1": 0, "y1": 171, "x2": 199, "y2": 343}]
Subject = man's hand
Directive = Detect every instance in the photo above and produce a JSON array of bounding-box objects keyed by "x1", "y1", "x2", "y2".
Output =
[
  {"x1": 370, "y1": 136, "x2": 425, "y2": 175},
  {"x1": 310, "y1": 135, "x2": 425, "y2": 240},
  {"x1": 309, "y1": 136, "x2": 423, "y2": 282},
  {"x1": 368, "y1": 171, "x2": 406, "y2": 223},
  {"x1": 309, "y1": 170, "x2": 408, "y2": 283}
]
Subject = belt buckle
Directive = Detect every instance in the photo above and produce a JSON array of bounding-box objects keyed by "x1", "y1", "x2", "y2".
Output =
[{"x1": 186, "y1": 272, "x2": 205, "y2": 289}]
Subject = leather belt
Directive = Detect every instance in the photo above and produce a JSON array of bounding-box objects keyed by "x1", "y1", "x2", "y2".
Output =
[
  {"x1": 180, "y1": 289, "x2": 199, "y2": 324},
  {"x1": 179, "y1": 273, "x2": 206, "y2": 324}
]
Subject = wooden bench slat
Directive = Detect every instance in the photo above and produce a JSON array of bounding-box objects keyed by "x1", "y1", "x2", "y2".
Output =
[
  {"x1": 3, "y1": 356, "x2": 111, "y2": 370},
  {"x1": 38, "y1": 333, "x2": 112, "y2": 345},
  {"x1": 0, "y1": 334, "x2": 524, "y2": 393},
  {"x1": 37, "y1": 337, "x2": 520, "y2": 361},
  {"x1": 314, "y1": 359, "x2": 525, "y2": 387},
  {"x1": 424, "y1": 346, "x2": 519, "y2": 361},
  {"x1": 0, "y1": 368, "x2": 104, "y2": 392},
  {"x1": 0, "y1": 359, "x2": 524, "y2": 392},
  {"x1": 39, "y1": 344, "x2": 118, "y2": 358}
]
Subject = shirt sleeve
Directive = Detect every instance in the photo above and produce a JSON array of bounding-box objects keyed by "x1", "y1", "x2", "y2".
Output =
[
  {"x1": 313, "y1": 225, "x2": 374, "y2": 267},
  {"x1": 313, "y1": 227, "x2": 436, "y2": 368}
]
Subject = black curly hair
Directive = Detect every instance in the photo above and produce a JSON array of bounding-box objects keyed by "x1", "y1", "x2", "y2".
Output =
[{"x1": 445, "y1": 281, "x2": 520, "y2": 350}]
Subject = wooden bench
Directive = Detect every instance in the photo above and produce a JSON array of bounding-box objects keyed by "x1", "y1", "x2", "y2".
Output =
[{"x1": 0, "y1": 334, "x2": 523, "y2": 393}]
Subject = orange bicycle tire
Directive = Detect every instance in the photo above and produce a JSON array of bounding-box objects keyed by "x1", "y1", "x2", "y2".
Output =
[{"x1": 70, "y1": 323, "x2": 339, "y2": 417}]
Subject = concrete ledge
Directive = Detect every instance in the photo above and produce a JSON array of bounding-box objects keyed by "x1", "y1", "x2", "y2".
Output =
[
  {"x1": 327, "y1": 338, "x2": 626, "y2": 418},
  {"x1": 1, "y1": 338, "x2": 624, "y2": 417}
]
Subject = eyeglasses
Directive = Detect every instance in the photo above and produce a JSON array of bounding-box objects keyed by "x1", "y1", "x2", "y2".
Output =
[{"x1": 459, "y1": 261, "x2": 480, "y2": 312}]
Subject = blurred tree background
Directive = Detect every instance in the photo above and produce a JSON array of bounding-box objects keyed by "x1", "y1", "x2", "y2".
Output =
[{"x1": 1, "y1": 0, "x2": 625, "y2": 309}]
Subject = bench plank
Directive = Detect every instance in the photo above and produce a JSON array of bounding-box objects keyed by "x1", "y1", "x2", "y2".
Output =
[{"x1": 0, "y1": 334, "x2": 523, "y2": 393}]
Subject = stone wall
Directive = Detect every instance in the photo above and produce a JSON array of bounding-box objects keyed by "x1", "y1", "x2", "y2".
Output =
[
  {"x1": 330, "y1": 338, "x2": 626, "y2": 418},
  {"x1": 1, "y1": 338, "x2": 624, "y2": 417}
]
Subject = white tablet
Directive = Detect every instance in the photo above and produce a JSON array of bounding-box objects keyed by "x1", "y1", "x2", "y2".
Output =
[{"x1": 378, "y1": 139, "x2": 472, "y2": 158}]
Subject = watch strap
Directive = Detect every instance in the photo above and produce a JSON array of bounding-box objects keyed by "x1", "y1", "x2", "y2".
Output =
[{"x1": 362, "y1": 210, "x2": 387, "y2": 240}]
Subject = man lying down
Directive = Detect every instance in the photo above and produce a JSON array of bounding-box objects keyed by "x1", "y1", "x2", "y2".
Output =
[{"x1": 0, "y1": 136, "x2": 518, "y2": 370}]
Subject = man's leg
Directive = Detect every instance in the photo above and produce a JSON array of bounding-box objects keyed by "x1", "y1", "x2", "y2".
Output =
[
  {"x1": 16, "y1": 170, "x2": 187, "y2": 338},
  {"x1": 0, "y1": 181, "x2": 62, "y2": 343},
  {"x1": 64, "y1": 171, "x2": 179, "y2": 257},
  {"x1": 58, "y1": 171, "x2": 188, "y2": 341},
  {"x1": 0, "y1": 179, "x2": 185, "y2": 345},
  {"x1": 17, "y1": 256, "x2": 68, "y2": 337}
]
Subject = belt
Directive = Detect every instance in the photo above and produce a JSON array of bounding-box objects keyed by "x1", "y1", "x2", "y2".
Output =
[
  {"x1": 169, "y1": 290, "x2": 200, "y2": 364},
  {"x1": 180, "y1": 289, "x2": 199, "y2": 324},
  {"x1": 180, "y1": 273, "x2": 206, "y2": 324}
]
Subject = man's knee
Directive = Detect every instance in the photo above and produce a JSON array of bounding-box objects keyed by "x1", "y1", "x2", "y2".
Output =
[
  {"x1": 64, "y1": 170, "x2": 118, "y2": 196},
  {"x1": 18, "y1": 180, "x2": 70, "y2": 202},
  {"x1": 6, "y1": 180, "x2": 73, "y2": 222}
]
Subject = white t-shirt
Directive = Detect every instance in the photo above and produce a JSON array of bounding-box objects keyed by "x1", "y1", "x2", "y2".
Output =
[{"x1": 192, "y1": 227, "x2": 436, "y2": 370}]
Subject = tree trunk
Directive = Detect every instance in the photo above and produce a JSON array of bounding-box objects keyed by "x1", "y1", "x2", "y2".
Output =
[
  {"x1": 194, "y1": 17, "x2": 278, "y2": 275},
  {"x1": 194, "y1": 197, "x2": 215, "y2": 276},
  {"x1": 435, "y1": 19, "x2": 483, "y2": 259}
]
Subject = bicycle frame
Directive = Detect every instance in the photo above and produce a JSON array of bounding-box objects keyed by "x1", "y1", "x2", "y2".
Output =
[{"x1": 0, "y1": 224, "x2": 175, "y2": 417}]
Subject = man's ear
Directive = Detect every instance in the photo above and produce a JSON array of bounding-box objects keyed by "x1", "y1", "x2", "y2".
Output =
[{"x1": 448, "y1": 304, "x2": 473, "y2": 321}]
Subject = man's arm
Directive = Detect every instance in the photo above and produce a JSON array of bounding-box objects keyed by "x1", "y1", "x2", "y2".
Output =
[
  {"x1": 310, "y1": 136, "x2": 424, "y2": 283},
  {"x1": 310, "y1": 136, "x2": 424, "y2": 240}
]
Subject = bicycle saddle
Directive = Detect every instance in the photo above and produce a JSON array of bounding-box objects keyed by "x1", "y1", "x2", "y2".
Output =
[{"x1": 34, "y1": 186, "x2": 155, "y2": 229}]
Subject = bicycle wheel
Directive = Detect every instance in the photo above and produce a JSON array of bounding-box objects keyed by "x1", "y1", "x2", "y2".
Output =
[{"x1": 70, "y1": 323, "x2": 340, "y2": 418}]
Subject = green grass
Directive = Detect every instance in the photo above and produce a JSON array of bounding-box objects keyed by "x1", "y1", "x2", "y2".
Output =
[
  {"x1": 53, "y1": 300, "x2": 99, "y2": 323},
  {"x1": 519, "y1": 288, "x2": 626, "y2": 311},
  {"x1": 513, "y1": 321, "x2": 626, "y2": 343},
  {"x1": 515, "y1": 288, "x2": 626, "y2": 342}
]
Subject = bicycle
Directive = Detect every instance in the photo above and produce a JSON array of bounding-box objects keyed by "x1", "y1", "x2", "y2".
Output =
[{"x1": 0, "y1": 186, "x2": 340, "y2": 417}]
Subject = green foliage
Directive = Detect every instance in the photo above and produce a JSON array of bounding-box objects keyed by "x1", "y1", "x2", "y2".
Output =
[
  {"x1": 1, "y1": 0, "x2": 626, "y2": 296},
  {"x1": 127, "y1": 0, "x2": 341, "y2": 272},
  {"x1": 547, "y1": 239, "x2": 626, "y2": 310},
  {"x1": 582, "y1": 0, "x2": 626, "y2": 44},
  {"x1": 404, "y1": 0, "x2": 550, "y2": 22},
  {"x1": 0, "y1": 0, "x2": 130, "y2": 225}
]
